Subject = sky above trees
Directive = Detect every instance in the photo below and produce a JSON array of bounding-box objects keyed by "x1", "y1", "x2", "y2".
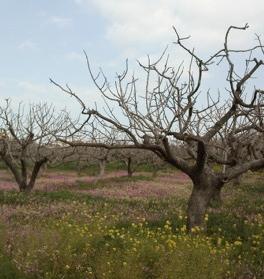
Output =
[{"x1": 0, "y1": 0, "x2": 264, "y2": 111}]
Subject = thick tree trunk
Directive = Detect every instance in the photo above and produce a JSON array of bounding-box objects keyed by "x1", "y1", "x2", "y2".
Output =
[
  {"x1": 27, "y1": 158, "x2": 48, "y2": 192},
  {"x1": 187, "y1": 172, "x2": 223, "y2": 231},
  {"x1": 19, "y1": 184, "x2": 32, "y2": 193},
  {"x1": 2, "y1": 154, "x2": 47, "y2": 192},
  {"x1": 187, "y1": 187, "x2": 212, "y2": 231},
  {"x1": 19, "y1": 158, "x2": 48, "y2": 193},
  {"x1": 19, "y1": 181, "x2": 28, "y2": 192}
]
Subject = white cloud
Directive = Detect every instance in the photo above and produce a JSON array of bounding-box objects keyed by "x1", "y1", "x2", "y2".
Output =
[
  {"x1": 74, "y1": 0, "x2": 84, "y2": 4},
  {"x1": 1, "y1": 79, "x2": 62, "y2": 106},
  {"x1": 17, "y1": 40, "x2": 37, "y2": 50},
  {"x1": 48, "y1": 16, "x2": 73, "y2": 28},
  {"x1": 65, "y1": 51, "x2": 84, "y2": 62},
  {"x1": 17, "y1": 81, "x2": 47, "y2": 94},
  {"x1": 0, "y1": 78, "x2": 104, "y2": 114},
  {"x1": 76, "y1": 0, "x2": 264, "y2": 56}
]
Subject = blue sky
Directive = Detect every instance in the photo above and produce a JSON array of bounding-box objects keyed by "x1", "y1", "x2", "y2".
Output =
[{"x1": 0, "y1": 0, "x2": 263, "y2": 111}]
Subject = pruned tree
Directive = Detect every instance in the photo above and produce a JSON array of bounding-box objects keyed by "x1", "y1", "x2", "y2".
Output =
[
  {"x1": 56, "y1": 122, "x2": 118, "y2": 177},
  {"x1": 222, "y1": 114, "x2": 264, "y2": 186},
  {"x1": 114, "y1": 148, "x2": 166, "y2": 177},
  {"x1": 38, "y1": 144, "x2": 78, "y2": 176},
  {"x1": 0, "y1": 100, "x2": 66, "y2": 192},
  {"x1": 198, "y1": 104, "x2": 264, "y2": 205},
  {"x1": 74, "y1": 146, "x2": 111, "y2": 178},
  {"x1": 51, "y1": 24, "x2": 264, "y2": 230}
]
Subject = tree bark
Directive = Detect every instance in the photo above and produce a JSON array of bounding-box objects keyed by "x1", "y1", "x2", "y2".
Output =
[
  {"x1": 19, "y1": 182, "x2": 28, "y2": 192},
  {"x1": 127, "y1": 157, "x2": 133, "y2": 177},
  {"x1": 187, "y1": 187, "x2": 211, "y2": 231},
  {"x1": 209, "y1": 186, "x2": 223, "y2": 207},
  {"x1": 187, "y1": 171, "x2": 223, "y2": 231},
  {"x1": 98, "y1": 159, "x2": 106, "y2": 177},
  {"x1": 26, "y1": 158, "x2": 48, "y2": 191},
  {"x1": 16, "y1": 158, "x2": 48, "y2": 193},
  {"x1": 232, "y1": 174, "x2": 242, "y2": 186}
]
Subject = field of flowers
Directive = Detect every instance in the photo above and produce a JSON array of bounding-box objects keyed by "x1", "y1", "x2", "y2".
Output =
[{"x1": 0, "y1": 170, "x2": 263, "y2": 279}]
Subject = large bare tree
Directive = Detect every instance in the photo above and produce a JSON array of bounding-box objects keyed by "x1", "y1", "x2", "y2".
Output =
[{"x1": 51, "y1": 24, "x2": 264, "y2": 230}]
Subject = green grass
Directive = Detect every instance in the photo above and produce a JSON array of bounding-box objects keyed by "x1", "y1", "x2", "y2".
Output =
[
  {"x1": 0, "y1": 173, "x2": 264, "y2": 278},
  {"x1": 77, "y1": 175, "x2": 153, "y2": 190},
  {"x1": 0, "y1": 191, "x2": 30, "y2": 205},
  {"x1": 239, "y1": 180, "x2": 264, "y2": 194},
  {"x1": 0, "y1": 225, "x2": 28, "y2": 279},
  {"x1": 0, "y1": 161, "x2": 7, "y2": 170}
]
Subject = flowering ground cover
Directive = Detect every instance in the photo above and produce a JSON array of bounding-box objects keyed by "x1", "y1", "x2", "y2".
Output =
[{"x1": 0, "y1": 170, "x2": 263, "y2": 278}]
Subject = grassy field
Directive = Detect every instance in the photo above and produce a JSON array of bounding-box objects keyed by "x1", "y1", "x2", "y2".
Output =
[{"x1": 0, "y1": 170, "x2": 263, "y2": 279}]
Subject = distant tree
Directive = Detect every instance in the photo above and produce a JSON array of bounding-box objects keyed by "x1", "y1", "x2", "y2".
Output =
[
  {"x1": 0, "y1": 101, "x2": 66, "y2": 192},
  {"x1": 74, "y1": 146, "x2": 111, "y2": 177},
  {"x1": 114, "y1": 148, "x2": 165, "y2": 177},
  {"x1": 53, "y1": 122, "x2": 120, "y2": 179}
]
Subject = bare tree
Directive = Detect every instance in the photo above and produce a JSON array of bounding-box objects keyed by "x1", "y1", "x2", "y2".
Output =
[
  {"x1": 51, "y1": 24, "x2": 264, "y2": 230},
  {"x1": 0, "y1": 101, "x2": 66, "y2": 192},
  {"x1": 203, "y1": 105, "x2": 264, "y2": 205},
  {"x1": 114, "y1": 148, "x2": 165, "y2": 177},
  {"x1": 74, "y1": 146, "x2": 111, "y2": 178},
  {"x1": 65, "y1": 123, "x2": 118, "y2": 177}
]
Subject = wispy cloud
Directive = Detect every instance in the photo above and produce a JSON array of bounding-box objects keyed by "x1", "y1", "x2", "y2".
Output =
[
  {"x1": 65, "y1": 51, "x2": 84, "y2": 62},
  {"x1": 17, "y1": 81, "x2": 47, "y2": 94},
  {"x1": 48, "y1": 16, "x2": 73, "y2": 28},
  {"x1": 17, "y1": 40, "x2": 37, "y2": 50},
  {"x1": 5, "y1": 80, "x2": 104, "y2": 112}
]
